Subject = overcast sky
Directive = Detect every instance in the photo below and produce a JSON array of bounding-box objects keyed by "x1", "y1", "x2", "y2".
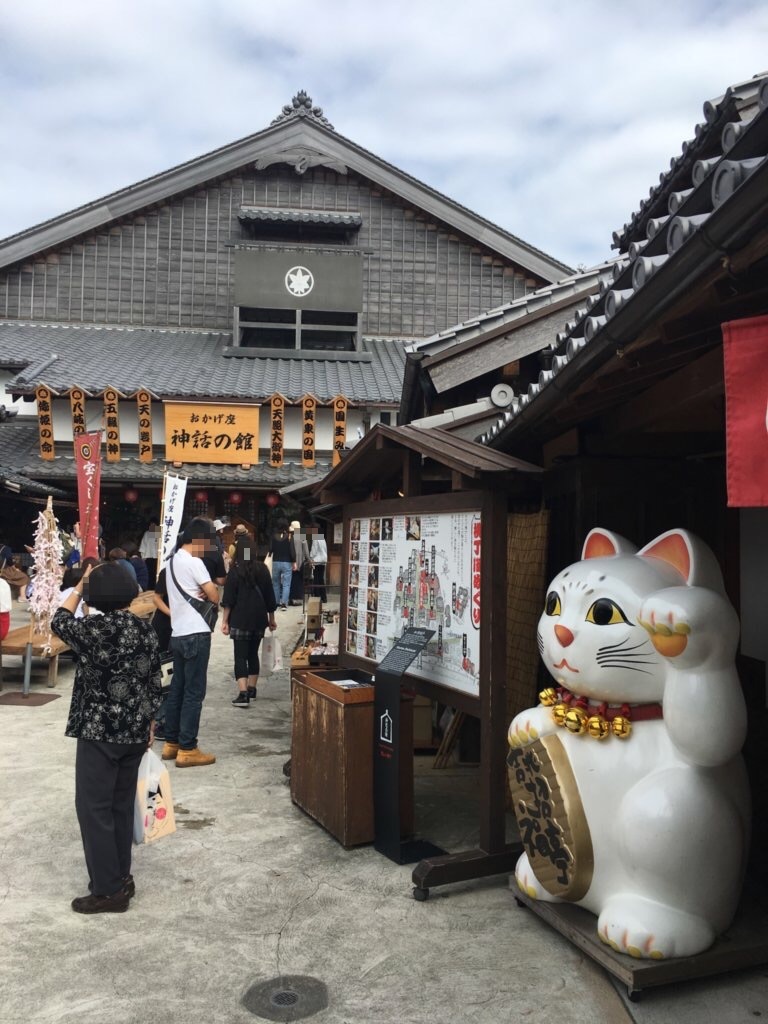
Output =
[{"x1": 1, "y1": 1, "x2": 766, "y2": 271}]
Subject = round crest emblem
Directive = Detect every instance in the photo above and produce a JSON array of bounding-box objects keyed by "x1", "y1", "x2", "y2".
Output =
[{"x1": 285, "y1": 266, "x2": 314, "y2": 297}]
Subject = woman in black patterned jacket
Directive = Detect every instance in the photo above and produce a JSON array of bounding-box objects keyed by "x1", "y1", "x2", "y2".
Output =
[{"x1": 51, "y1": 561, "x2": 162, "y2": 915}]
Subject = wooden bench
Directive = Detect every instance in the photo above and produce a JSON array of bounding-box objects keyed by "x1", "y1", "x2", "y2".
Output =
[
  {"x1": 0, "y1": 627, "x2": 70, "y2": 687},
  {"x1": 0, "y1": 592, "x2": 157, "y2": 689}
]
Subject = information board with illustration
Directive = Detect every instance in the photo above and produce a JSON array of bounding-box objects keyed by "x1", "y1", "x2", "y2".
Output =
[{"x1": 346, "y1": 511, "x2": 482, "y2": 696}]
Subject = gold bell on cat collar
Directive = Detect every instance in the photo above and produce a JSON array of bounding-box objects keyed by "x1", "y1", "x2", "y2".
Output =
[
  {"x1": 539, "y1": 687, "x2": 558, "y2": 707},
  {"x1": 587, "y1": 714, "x2": 610, "y2": 740},
  {"x1": 552, "y1": 703, "x2": 569, "y2": 727},
  {"x1": 564, "y1": 706, "x2": 589, "y2": 735},
  {"x1": 611, "y1": 715, "x2": 632, "y2": 739}
]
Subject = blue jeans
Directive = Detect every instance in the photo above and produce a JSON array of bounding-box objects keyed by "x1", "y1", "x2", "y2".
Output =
[
  {"x1": 165, "y1": 632, "x2": 211, "y2": 750},
  {"x1": 272, "y1": 561, "x2": 292, "y2": 606}
]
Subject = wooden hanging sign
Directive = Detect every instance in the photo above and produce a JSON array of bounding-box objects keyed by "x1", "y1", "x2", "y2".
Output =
[
  {"x1": 69, "y1": 386, "x2": 87, "y2": 437},
  {"x1": 135, "y1": 389, "x2": 153, "y2": 463},
  {"x1": 331, "y1": 394, "x2": 348, "y2": 466},
  {"x1": 103, "y1": 385, "x2": 122, "y2": 463},
  {"x1": 36, "y1": 384, "x2": 55, "y2": 461},
  {"x1": 270, "y1": 393, "x2": 286, "y2": 467},
  {"x1": 301, "y1": 394, "x2": 317, "y2": 468}
]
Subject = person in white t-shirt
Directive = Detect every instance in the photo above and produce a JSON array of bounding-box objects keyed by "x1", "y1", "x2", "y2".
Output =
[
  {"x1": 161, "y1": 519, "x2": 220, "y2": 768},
  {"x1": 139, "y1": 519, "x2": 160, "y2": 588}
]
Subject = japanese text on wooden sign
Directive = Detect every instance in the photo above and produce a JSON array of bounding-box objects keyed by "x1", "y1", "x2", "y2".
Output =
[
  {"x1": 332, "y1": 395, "x2": 348, "y2": 466},
  {"x1": 36, "y1": 384, "x2": 55, "y2": 461},
  {"x1": 164, "y1": 402, "x2": 260, "y2": 464},
  {"x1": 270, "y1": 393, "x2": 285, "y2": 467},
  {"x1": 103, "y1": 386, "x2": 121, "y2": 463},
  {"x1": 136, "y1": 389, "x2": 153, "y2": 463},
  {"x1": 302, "y1": 394, "x2": 317, "y2": 467},
  {"x1": 70, "y1": 386, "x2": 86, "y2": 438}
]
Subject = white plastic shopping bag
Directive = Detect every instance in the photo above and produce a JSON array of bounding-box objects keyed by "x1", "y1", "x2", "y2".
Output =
[
  {"x1": 134, "y1": 748, "x2": 176, "y2": 844},
  {"x1": 260, "y1": 634, "x2": 283, "y2": 675}
]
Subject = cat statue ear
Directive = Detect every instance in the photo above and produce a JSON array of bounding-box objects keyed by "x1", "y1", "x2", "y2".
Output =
[
  {"x1": 582, "y1": 528, "x2": 637, "y2": 560},
  {"x1": 637, "y1": 528, "x2": 726, "y2": 594}
]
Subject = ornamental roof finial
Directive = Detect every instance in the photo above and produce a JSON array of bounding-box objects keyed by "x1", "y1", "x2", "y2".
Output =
[{"x1": 271, "y1": 91, "x2": 334, "y2": 130}]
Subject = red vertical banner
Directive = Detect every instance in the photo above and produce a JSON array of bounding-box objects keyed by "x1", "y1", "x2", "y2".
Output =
[
  {"x1": 36, "y1": 385, "x2": 55, "y2": 461},
  {"x1": 103, "y1": 386, "x2": 121, "y2": 463},
  {"x1": 302, "y1": 394, "x2": 317, "y2": 468},
  {"x1": 74, "y1": 432, "x2": 102, "y2": 560},
  {"x1": 136, "y1": 389, "x2": 153, "y2": 463},
  {"x1": 331, "y1": 395, "x2": 348, "y2": 466},
  {"x1": 722, "y1": 315, "x2": 768, "y2": 506},
  {"x1": 270, "y1": 393, "x2": 285, "y2": 467}
]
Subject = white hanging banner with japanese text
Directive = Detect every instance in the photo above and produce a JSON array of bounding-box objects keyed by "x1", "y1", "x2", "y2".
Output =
[{"x1": 159, "y1": 472, "x2": 187, "y2": 570}]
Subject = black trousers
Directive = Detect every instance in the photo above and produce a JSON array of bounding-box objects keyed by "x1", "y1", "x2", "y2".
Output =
[
  {"x1": 233, "y1": 632, "x2": 263, "y2": 678},
  {"x1": 75, "y1": 738, "x2": 145, "y2": 897},
  {"x1": 145, "y1": 557, "x2": 158, "y2": 589},
  {"x1": 311, "y1": 564, "x2": 327, "y2": 603}
]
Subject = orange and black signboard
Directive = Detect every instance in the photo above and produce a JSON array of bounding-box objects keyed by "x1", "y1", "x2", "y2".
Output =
[
  {"x1": 270, "y1": 393, "x2": 285, "y2": 467},
  {"x1": 331, "y1": 395, "x2": 348, "y2": 466},
  {"x1": 36, "y1": 385, "x2": 55, "y2": 461},
  {"x1": 164, "y1": 402, "x2": 260, "y2": 465},
  {"x1": 136, "y1": 389, "x2": 153, "y2": 463},
  {"x1": 103, "y1": 386, "x2": 121, "y2": 463},
  {"x1": 301, "y1": 394, "x2": 317, "y2": 468},
  {"x1": 70, "y1": 386, "x2": 86, "y2": 437}
]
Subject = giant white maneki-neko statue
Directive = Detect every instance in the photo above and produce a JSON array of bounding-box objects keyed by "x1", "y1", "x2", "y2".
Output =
[{"x1": 508, "y1": 528, "x2": 749, "y2": 960}]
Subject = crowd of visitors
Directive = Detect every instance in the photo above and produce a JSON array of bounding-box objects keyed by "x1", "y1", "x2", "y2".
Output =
[{"x1": 5, "y1": 510, "x2": 331, "y2": 915}]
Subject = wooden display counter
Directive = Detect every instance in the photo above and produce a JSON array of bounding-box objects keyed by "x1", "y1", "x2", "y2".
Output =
[{"x1": 290, "y1": 668, "x2": 413, "y2": 847}]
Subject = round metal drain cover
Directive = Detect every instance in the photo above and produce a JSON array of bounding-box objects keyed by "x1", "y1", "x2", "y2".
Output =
[
  {"x1": 242, "y1": 975, "x2": 328, "y2": 1021},
  {"x1": 272, "y1": 992, "x2": 298, "y2": 1007}
]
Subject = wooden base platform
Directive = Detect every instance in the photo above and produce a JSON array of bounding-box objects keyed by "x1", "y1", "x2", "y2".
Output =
[
  {"x1": 511, "y1": 882, "x2": 768, "y2": 1000},
  {"x1": 0, "y1": 628, "x2": 69, "y2": 687}
]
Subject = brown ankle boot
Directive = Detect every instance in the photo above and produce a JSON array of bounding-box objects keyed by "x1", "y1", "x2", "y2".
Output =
[
  {"x1": 175, "y1": 747, "x2": 216, "y2": 768},
  {"x1": 161, "y1": 742, "x2": 180, "y2": 761}
]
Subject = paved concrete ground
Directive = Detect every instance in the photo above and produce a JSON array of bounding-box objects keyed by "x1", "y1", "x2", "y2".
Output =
[{"x1": 1, "y1": 599, "x2": 767, "y2": 1024}]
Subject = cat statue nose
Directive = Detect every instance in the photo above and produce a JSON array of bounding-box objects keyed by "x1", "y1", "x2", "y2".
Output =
[{"x1": 555, "y1": 624, "x2": 575, "y2": 647}]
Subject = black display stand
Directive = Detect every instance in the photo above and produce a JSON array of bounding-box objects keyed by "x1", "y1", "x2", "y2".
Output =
[{"x1": 374, "y1": 627, "x2": 444, "y2": 864}]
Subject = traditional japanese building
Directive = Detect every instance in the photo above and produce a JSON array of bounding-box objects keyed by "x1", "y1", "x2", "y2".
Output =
[{"x1": 0, "y1": 91, "x2": 569, "y2": 542}]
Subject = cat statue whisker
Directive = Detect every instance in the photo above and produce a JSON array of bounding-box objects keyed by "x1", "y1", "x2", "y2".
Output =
[{"x1": 508, "y1": 527, "x2": 749, "y2": 960}]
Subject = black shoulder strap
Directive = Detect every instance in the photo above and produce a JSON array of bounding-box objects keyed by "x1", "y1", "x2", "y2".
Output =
[{"x1": 168, "y1": 554, "x2": 196, "y2": 609}]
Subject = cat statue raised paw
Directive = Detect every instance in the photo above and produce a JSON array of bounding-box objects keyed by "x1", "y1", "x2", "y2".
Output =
[{"x1": 507, "y1": 528, "x2": 749, "y2": 960}]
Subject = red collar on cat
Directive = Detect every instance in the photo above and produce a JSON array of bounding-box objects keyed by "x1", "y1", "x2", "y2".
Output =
[{"x1": 555, "y1": 687, "x2": 663, "y2": 722}]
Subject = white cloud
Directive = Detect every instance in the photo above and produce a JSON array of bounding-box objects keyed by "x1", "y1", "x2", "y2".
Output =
[{"x1": 0, "y1": 0, "x2": 766, "y2": 266}]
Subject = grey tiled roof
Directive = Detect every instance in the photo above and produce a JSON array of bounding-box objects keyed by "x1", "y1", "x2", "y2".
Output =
[
  {"x1": 408, "y1": 258, "x2": 621, "y2": 359},
  {"x1": 479, "y1": 71, "x2": 768, "y2": 447},
  {"x1": 239, "y1": 206, "x2": 362, "y2": 226},
  {"x1": 0, "y1": 419, "x2": 333, "y2": 488},
  {"x1": 0, "y1": 322, "x2": 409, "y2": 404},
  {"x1": 612, "y1": 74, "x2": 765, "y2": 253}
]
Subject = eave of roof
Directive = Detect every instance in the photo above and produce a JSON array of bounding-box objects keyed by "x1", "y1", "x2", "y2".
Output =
[
  {"x1": 316, "y1": 421, "x2": 541, "y2": 497},
  {"x1": 0, "y1": 112, "x2": 571, "y2": 283},
  {"x1": 238, "y1": 206, "x2": 362, "y2": 226},
  {"x1": 479, "y1": 72, "x2": 768, "y2": 450}
]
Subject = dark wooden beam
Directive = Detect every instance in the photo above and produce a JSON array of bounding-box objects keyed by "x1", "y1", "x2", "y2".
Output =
[
  {"x1": 401, "y1": 450, "x2": 421, "y2": 497},
  {"x1": 601, "y1": 347, "x2": 723, "y2": 434}
]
